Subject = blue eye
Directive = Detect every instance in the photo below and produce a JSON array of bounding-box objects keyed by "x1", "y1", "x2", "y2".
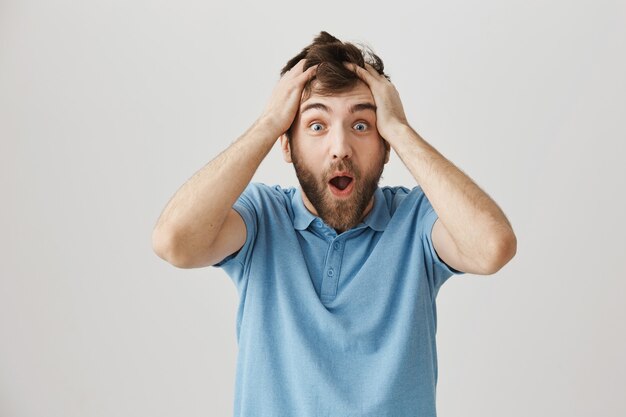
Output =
[
  {"x1": 354, "y1": 122, "x2": 368, "y2": 131},
  {"x1": 310, "y1": 123, "x2": 323, "y2": 132}
]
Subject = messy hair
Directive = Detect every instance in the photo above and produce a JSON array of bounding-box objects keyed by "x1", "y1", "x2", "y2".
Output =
[
  {"x1": 281, "y1": 31, "x2": 390, "y2": 99},
  {"x1": 281, "y1": 31, "x2": 390, "y2": 140}
]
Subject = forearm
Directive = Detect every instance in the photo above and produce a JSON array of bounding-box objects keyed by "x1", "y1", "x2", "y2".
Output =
[
  {"x1": 389, "y1": 124, "x2": 516, "y2": 266},
  {"x1": 152, "y1": 116, "x2": 280, "y2": 255}
]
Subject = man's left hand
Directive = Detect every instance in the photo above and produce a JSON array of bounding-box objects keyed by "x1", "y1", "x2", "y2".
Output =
[{"x1": 344, "y1": 62, "x2": 410, "y2": 144}]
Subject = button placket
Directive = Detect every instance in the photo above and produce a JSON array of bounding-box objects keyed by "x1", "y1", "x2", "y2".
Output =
[{"x1": 320, "y1": 237, "x2": 345, "y2": 302}]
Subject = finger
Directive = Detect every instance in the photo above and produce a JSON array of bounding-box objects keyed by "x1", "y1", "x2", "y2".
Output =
[
  {"x1": 343, "y1": 62, "x2": 375, "y2": 85},
  {"x1": 297, "y1": 63, "x2": 318, "y2": 82},
  {"x1": 363, "y1": 62, "x2": 389, "y2": 82},
  {"x1": 284, "y1": 58, "x2": 307, "y2": 77},
  {"x1": 295, "y1": 60, "x2": 318, "y2": 77},
  {"x1": 363, "y1": 62, "x2": 378, "y2": 75}
]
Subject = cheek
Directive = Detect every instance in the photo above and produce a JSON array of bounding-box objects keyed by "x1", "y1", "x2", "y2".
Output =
[
  {"x1": 361, "y1": 140, "x2": 386, "y2": 159},
  {"x1": 293, "y1": 147, "x2": 324, "y2": 176},
  {"x1": 296, "y1": 141, "x2": 326, "y2": 162}
]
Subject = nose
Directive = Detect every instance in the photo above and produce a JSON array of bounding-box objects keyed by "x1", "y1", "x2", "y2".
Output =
[{"x1": 329, "y1": 127, "x2": 352, "y2": 160}]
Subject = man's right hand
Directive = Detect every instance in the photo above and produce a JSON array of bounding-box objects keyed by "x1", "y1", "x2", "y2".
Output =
[
  {"x1": 260, "y1": 59, "x2": 318, "y2": 137},
  {"x1": 152, "y1": 59, "x2": 317, "y2": 269}
]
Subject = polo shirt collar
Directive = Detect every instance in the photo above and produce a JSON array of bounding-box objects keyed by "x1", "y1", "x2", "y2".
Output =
[
  {"x1": 362, "y1": 187, "x2": 391, "y2": 231},
  {"x1": 292, "y1": 186, "x2": 390, "y2": 232},
  {"x1": 292, "y1": 188, "x2": 317, "y2": 230}
]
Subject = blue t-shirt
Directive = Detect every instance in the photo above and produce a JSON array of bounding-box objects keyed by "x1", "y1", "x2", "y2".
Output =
[{"x1": 214, "y1": 182, "x2": 466, "y2": 417}]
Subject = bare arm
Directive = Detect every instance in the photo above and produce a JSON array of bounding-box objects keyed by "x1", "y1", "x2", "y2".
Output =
[
  {"x1": 346, "y1": 62, "x2": 517, "y2": 275},
  {"x1": 152, "y1": 60, "x2": 318, "y2": 268},
  {"x1": 390, "y1": 125, "x2": 516, "y2": 274}
]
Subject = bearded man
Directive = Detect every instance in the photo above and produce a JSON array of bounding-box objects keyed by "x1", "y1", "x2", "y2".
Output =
[{"x1": 153, "y1": 31, "x2": 517, "y2": 417}]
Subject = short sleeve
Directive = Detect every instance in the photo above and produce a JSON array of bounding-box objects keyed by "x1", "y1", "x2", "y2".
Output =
[
  {"x1": 420, "y1": 199, "x2": 466, "y2": 295},
  {"x1": 212, "y1": 184, "x2": 259, "y2": 290}
]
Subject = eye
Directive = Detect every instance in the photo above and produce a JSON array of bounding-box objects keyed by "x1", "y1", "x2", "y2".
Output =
[
  {"x1": 354, "y1": 122, "x2": 368, "y2": 132},
  {"x1": 309, "y1": 123, "x2": 324, "y2": 132}
]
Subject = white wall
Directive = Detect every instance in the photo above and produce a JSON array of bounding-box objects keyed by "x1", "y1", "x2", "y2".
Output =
[{"x1": 1, "y1": 0, "x2": 625, "y2": 416}]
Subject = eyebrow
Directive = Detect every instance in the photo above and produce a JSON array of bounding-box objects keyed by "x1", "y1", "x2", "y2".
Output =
[{"x1": 300, "y1": 102, "x2": 377, "y2": 115}]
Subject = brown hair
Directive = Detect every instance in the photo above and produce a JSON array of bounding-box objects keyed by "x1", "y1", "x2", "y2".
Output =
[
  {"x1": 282, "y1": 31, "x2": 389, "y2": 99},
  {"x1": 281, "y1": 31, "x2": 390, "y2": 139}
]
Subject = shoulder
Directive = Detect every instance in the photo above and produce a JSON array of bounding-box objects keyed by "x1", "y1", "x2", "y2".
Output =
[
  {"x1": 379, "y1": 185, "x2": 428, "y2": 215},
  {"x1": 236, "y1": 183, "x2": 299, "y2": 223},
  {"x1": 240, "y1": 182, "x2": 297, "y2": 205}
]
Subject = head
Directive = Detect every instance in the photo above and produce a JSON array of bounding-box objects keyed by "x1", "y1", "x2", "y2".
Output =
[{"x1": 279, "y1": 31, "x2": 391, "y2": 233}]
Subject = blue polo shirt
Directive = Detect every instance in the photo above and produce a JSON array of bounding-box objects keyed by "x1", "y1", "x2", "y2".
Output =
[{"x1": 214, "y1": 182, "x2": 466, "y2": 417}]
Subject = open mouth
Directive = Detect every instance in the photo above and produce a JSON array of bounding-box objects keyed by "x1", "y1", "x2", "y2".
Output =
[{"x1": 328, "y1": 175, "x2": 354, "y2": 195}]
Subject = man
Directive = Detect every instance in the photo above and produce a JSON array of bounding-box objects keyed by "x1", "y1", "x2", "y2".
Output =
[{"x1": 153, "y1": 31, "x2": 517, "y2": 416}]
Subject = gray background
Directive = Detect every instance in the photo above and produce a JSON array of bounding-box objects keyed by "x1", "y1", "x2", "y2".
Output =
[{"x1": 1, "y1": 0, "x2": 625, "y2": 416}]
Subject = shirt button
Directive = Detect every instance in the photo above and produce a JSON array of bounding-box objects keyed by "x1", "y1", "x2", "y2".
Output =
[
  {"x1": 327, "y1": 269, "x2": 334, "y2": 277},
  {"x1": 333, "y1": 242, "x2": 341, "y2": 250},
  {"x1": 315, "y1": 220, "x2": 323, "y2": 227}
]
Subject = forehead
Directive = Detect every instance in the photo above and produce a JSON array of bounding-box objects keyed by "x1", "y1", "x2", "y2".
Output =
[{"x1": 299, "y1": 80, "x2": 375, "y2": 114}]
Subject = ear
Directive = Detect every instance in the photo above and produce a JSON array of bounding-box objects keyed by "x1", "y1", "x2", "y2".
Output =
[{"x1": 280, "y1": 134, "x2": 293, "y2": 163}]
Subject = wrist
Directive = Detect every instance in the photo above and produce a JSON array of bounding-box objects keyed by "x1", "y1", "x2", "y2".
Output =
[
  {"x1": 253, "y1": 114, "x2": 286, "y2": 142},
  {"x1": 381, "y1": 122, "x2": 413, "y2": 146}
]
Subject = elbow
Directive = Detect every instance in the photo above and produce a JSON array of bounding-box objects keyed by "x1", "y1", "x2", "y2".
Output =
[
  {"x1": 481, "y1": 231, "x2": 517, "y2": 275},
  {"x1": 152, "y1": 228, "x2": 192, "y2": 269}
]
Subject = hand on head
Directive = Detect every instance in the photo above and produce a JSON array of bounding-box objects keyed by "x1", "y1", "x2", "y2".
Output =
[
  {"x1": 343, "y1": 62, "x2": 409, "y2": 143},
  {"x1": 261, "y1": 59, "x2": 318, "y2": 138}
]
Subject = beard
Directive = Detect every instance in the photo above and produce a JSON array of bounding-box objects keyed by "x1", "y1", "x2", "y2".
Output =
[{"x1": 291, "y1": 149, "x2": 385, "y2": 233}]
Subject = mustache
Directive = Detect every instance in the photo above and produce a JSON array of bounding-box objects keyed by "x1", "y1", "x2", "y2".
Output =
[{"x1": 324, "y1": 159, "x2": 360, "y2": 180}]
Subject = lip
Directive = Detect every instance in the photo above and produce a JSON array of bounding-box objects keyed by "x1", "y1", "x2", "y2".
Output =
[
  {"x1": 329, "y1": 171, "x2": 354, "y2": 179},
  {"x1": 328, "y1": 171, "x2": 355, "y2": 197}
]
